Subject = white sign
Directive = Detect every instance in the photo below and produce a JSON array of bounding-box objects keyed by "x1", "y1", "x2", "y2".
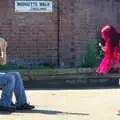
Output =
[{"x1": 15, "y1": 0, "x2": 52, "y2": 12}]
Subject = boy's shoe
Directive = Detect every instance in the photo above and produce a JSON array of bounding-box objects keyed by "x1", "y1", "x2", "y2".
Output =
[
  {"x1": 11, "y1": 102, "x2": 15, "y2": 107},
  {"x1": 0, "y1": 105, "x2": 16, "y2": 112},
  {"x1": 16, "y1": 103, "x2": 35, "y2": 110}
]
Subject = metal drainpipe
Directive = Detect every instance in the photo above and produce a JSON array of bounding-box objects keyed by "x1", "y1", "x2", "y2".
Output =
[{"x1": 57, "y1": 0, "x2": 60, "y2": 67}]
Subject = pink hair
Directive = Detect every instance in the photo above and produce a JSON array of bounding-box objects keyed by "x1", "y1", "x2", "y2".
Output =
[{"x1": 101, "y1": 24, "x2": 120, "y2": 57}]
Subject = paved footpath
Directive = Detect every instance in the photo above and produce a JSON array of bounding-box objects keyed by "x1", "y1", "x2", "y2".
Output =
[{"x1": 1, "y1": 87, "x2": 120, "y2": 120}]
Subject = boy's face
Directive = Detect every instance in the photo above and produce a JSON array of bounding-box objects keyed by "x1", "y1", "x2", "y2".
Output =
[{"x1": 0, "y1": 56, "x2": 3, "y2": 64}]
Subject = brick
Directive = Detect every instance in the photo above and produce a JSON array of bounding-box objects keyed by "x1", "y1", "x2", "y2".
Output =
[{"x1": 0, "y1": 0, "x2": 119, "y2": 66}]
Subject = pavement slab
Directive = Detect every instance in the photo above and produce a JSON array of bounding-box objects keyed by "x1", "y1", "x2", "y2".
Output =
[{"x1": 0, "y1": 88, "x2": 120, "y2": 120}]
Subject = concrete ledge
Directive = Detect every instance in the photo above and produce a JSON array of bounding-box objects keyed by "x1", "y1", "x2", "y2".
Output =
[{"x1": 2, "y1": 68, "x2": 119, "y2": 88}]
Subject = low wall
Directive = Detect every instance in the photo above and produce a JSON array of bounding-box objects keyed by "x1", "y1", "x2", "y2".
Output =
[{"x1": 2, "y1": 68, "x2": 119, "y2": 88}]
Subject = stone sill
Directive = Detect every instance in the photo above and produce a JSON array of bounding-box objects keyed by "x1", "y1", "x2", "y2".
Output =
[{"x1": 1, "y1": 68, "x2": 119, "y2": 88}]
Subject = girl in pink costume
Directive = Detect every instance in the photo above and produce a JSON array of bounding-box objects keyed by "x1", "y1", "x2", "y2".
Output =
[
  {"x1": 96, "y1": 25, "x2": 120, "y2": 74},
  {"x1": 96, "y1": 24, "x2": 120, "y2": 114}
]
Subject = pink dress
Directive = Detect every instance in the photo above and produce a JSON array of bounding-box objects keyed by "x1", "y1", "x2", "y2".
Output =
[
  {"x1": 96, "y1": 25, "x2": 120, "y2": 74},
  {"x1": 96, "y1": 43, "x2": 120, "y2": 74}
]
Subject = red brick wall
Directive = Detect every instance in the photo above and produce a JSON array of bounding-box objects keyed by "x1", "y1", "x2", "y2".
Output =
[
  {"x1": 59, "y1": 0, "x2": 120, "y2": 66},
  {"x1": 0, "y1": 0, "x2": 58, "y2": 65},
  {"x1": 0, "y1": 0, "x2": 120, "y2": 66}
]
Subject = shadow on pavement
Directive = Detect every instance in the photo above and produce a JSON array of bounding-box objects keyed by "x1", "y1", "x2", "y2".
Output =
[
  {"x1": 15, "y1": 109, "x2": 89, "y2": 116},
  {"x1": 0, "y1": 111, "x2": 13, "y2": 115},
  {"x1": 27, "y1": 86, "x2": 120, "y2": 91}
]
